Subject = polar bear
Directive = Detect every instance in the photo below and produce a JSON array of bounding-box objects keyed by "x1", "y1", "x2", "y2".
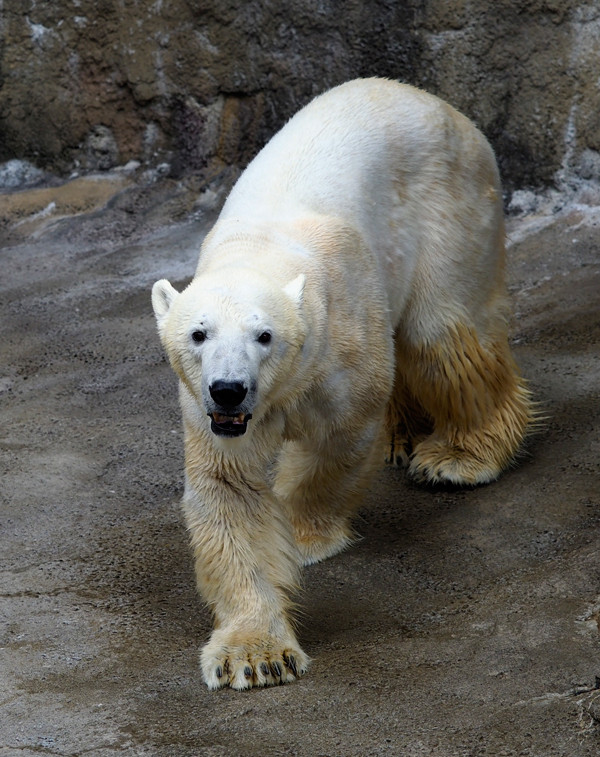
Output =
[{"x1": 152, "y1": 78, "x2": 533, "y2": 690}]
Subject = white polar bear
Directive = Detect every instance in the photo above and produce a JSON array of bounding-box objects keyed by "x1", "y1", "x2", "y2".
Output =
[{"x1": 152, "y1": 78, "x2": 533, "y2": 690}]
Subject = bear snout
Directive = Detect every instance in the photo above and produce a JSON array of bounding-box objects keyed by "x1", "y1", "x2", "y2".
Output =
[{"x1": 209, "y1": 380, "x2": 248, "y2": 409}]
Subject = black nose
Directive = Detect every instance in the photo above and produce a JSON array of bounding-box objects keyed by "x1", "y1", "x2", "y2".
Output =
[{"x1": 209, "y1": 380, "x2": 247, "y2": 409}]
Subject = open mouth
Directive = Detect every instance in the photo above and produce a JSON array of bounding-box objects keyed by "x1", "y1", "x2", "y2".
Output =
[{"x1": 209, "y1": 412, "x2": 252, "y2": 437}]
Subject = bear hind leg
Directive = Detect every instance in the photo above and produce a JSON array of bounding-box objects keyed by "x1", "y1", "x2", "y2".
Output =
[
  {"x1": 395, "y1": 324, "x2": 533, "y2": 486},
  {"x1": 385, "y1": 370, "x2": 433, "y2": 468}
]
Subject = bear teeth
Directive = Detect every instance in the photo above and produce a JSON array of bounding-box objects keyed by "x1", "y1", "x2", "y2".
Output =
[{"x1": 212, "y1": 412, "x2": 246, "y2": 424}]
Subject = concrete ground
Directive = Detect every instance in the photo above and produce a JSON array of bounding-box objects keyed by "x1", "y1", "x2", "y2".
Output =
[{"x1": 1, "y1": 170, "x2": 599, "y2": 756}]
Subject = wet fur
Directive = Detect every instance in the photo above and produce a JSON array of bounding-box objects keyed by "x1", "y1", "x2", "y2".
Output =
[{"x1": 387, "y1": 323, "x2": 533, "y2": 484}]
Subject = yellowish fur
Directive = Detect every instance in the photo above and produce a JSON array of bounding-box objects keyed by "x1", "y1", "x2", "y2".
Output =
[{"x1": 387, "y1": 323, "x2": 533, "y2": 484}]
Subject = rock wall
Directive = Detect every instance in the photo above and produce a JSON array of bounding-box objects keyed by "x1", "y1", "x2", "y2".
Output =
[{"x1": 1, "y1": 0, "x2": 599, "y2": 190}]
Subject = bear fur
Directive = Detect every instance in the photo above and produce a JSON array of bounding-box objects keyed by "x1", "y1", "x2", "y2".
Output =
[{"x1": 152, "y1": 78, "x2": 533, "y2": 690}]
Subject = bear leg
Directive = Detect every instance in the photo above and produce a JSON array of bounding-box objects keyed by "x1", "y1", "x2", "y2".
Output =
[
  {"x1": 393, "y1": 323, "x2": 533, "y2": 486},
  {"x1": 182, "y1": 468, "x2": 309, "y2": 689},
  {"x1": 275, "y1": 419, "x2": 385, "y2": 565}
]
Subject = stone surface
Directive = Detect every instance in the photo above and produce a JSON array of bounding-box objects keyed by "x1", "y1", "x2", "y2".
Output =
[
  {"x1": 0, "y1": 172, "x2": 599, "y2": 755},
  {"x1": 1, "y1": 1, "x2": 600, "y2": 190},
  {"x1": 0, "y1": 159, "x2": 48, "y2": 190}
]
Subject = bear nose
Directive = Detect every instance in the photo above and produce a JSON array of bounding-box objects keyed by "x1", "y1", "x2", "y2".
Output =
[{"x1": 209, "y1": 380, "x2": 248, "y2": 409}]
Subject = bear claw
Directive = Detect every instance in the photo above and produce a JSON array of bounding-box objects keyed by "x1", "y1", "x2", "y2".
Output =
[
  {"x1": 284, "y1": 653, "x2": 298, "y2": 676},
  {"x1": 200, "y1": 635, "x2": 310, "y2": 690}
]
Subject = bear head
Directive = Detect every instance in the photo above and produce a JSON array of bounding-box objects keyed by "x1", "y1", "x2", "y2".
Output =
[{"x1": 152, "y1": 270, "x2": 306, "y2": 439}]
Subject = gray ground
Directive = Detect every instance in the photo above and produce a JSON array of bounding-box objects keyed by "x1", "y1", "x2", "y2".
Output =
[{"x1": 1, "y1": 171, "x2": 599, "y2": 757}]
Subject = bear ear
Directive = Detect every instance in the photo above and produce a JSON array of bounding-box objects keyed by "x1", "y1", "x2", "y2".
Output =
[
  {"x1": 152, "y1": 279, "x2": 179, "y2": 333},
  {"x1": 283, "y1": 274, "x2": 305, "y2": 308}
]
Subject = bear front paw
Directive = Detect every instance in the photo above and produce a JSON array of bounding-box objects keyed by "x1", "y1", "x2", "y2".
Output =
[{"x1": 200, "y1": 630, "x2": 310, "y2": 690}]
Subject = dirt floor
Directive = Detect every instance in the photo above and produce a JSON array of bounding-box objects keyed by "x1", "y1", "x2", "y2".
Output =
[{"x1": 1, "y1": 169, "x2": 599, "y2": 756}]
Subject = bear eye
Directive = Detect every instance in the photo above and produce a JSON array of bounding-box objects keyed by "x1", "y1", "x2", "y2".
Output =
[
  {"x1": 191, "y1": 330, "x2": 207, "y2": 344},
  {"x1": 257, "y1": 331, "x2": 272, "y2": 345}
]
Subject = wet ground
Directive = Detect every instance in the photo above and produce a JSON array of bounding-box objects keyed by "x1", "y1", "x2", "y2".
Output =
[{"x1": 1, "y1": 170, "x2": 599, "y2": 756}]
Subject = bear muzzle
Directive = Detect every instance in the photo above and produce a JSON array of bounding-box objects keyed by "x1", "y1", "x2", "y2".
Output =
[{"x1": 207, "y1": 380, "x2": 253, "y2": 437}]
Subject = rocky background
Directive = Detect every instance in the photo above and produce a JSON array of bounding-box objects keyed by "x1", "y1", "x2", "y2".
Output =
[{"x1": 1, "y1": 0, "x2": 600, "y2": 192}]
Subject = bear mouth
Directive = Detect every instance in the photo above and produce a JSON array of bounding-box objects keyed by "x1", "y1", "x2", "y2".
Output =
[{"x1": 209, "y1": 412, "x2": 253, "y2": 437}]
